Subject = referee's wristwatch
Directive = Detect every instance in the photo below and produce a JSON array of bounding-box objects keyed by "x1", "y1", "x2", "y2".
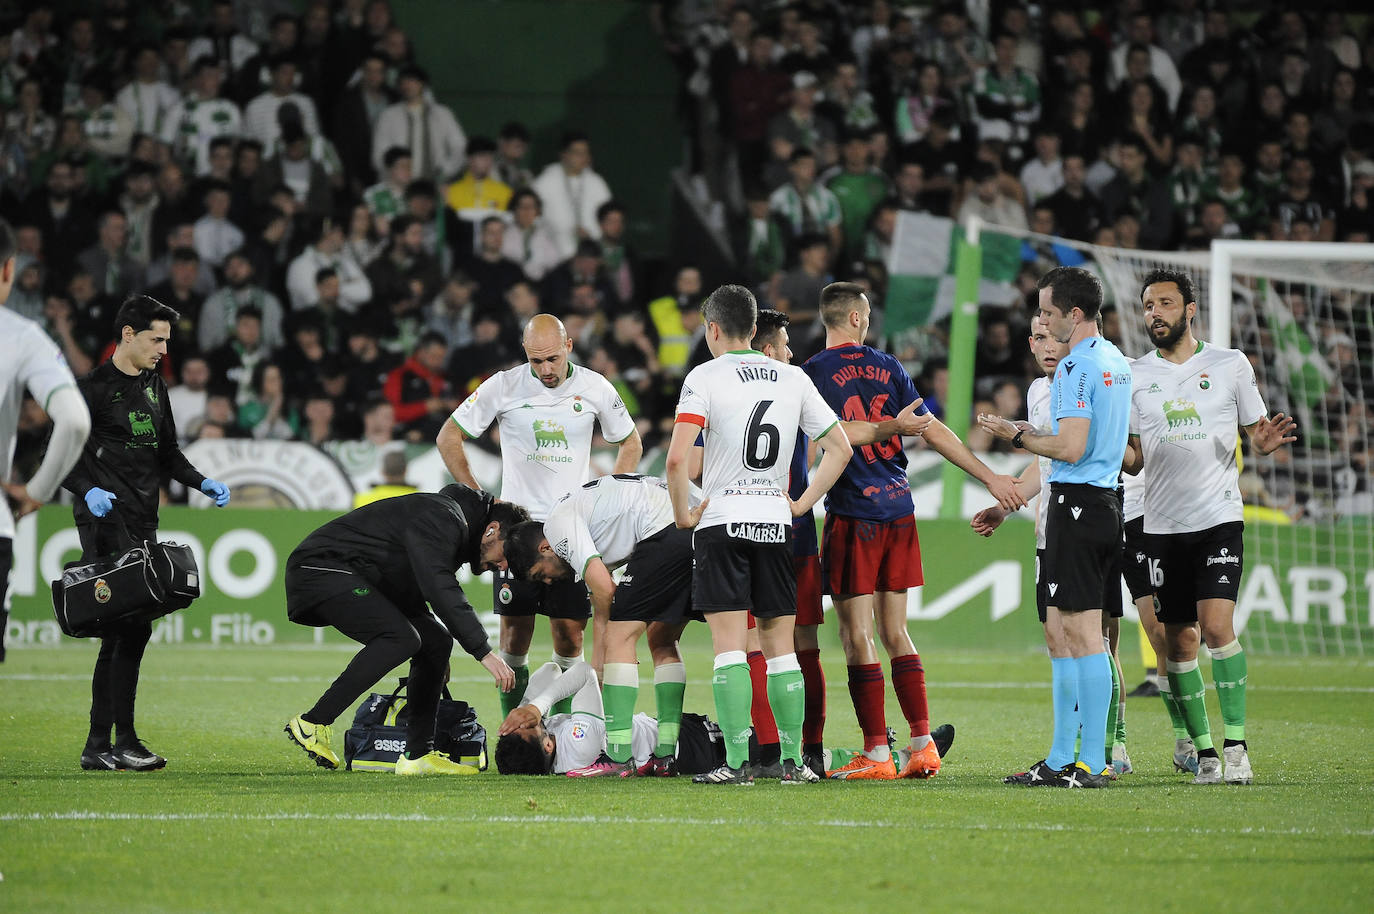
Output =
[{"x1": 1011, "y1": 429, "x2": 1026, "y2": 449}]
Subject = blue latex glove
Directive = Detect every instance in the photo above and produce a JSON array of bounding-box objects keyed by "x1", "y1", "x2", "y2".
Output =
[
  {"x1": 85, "y1": 487, "x2": 117, "y2": 517},
  {"x1": 201, "y1": 478, "x2": 231, "y2": 507}
]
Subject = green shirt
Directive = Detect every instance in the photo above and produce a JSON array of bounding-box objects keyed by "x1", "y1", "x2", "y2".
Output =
[{"x1": 826, "y1": 168, "x2": 891, "y2": 259}]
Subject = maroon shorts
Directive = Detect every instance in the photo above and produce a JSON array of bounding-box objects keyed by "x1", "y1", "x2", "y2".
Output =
[
  {"x1": 821, "y1": 513, "x2": 924, "y2": 596},
  {"x1": 794, "y1": 555, "x2": 824, "y2": 626}
]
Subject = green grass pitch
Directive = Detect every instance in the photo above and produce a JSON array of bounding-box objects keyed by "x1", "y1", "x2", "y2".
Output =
[{"x1": 2, "y1": 628, "x2": 1372, "y2": 913}]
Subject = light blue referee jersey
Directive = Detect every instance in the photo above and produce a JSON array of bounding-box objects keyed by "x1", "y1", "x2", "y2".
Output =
[{"x1": 1049, "y1": 335, "x2": 1132, "y2": 488}]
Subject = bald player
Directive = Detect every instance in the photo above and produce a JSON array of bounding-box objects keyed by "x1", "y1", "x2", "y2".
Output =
[{"x1": 438, "y1": 314, "x2": 642, "y2": 716}]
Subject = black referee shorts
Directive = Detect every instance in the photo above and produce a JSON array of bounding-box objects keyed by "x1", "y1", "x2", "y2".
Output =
[{"x1": 1044, "y1": 483, "x2": 1123, "y2": 614}]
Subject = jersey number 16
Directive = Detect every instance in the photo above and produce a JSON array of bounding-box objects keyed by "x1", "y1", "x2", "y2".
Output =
[{"x1": 842, "y1": 394, "x2": 899, "y2": 463}]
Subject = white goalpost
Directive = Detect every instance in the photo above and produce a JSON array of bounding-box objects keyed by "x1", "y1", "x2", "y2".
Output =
[
  {"x1": 959, "y1": 225, "x2": 1374, "y2": 655},
  {"x1": 1090, "y1": 239, "x2": 1374, "y2": 656}
]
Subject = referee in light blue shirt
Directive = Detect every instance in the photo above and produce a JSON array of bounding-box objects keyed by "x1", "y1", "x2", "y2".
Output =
[{"x1": 978, "y1": 266, "x2": 1132, "y2": 788}]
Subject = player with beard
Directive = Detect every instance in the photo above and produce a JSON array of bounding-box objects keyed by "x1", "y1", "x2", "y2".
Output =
[
  {"x1": 1123, "y1": 270, "x2": 1296, "y2": 785},
  {"x1": 283, "y1": 485, "x2": 525, "y2": 774}
]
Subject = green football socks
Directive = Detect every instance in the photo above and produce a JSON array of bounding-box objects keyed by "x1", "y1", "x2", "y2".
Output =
[
  {"x1": 1167, "y1": 659, "x2": 1214, "y2": 752},
  {"x1": 712, "y1": 652, "x2": 752, "y2": 769},
  {"x1": 602, "y1": 662, "x2": 639, "y2": 764},
  {"x1": 499, "y1": 652, "x2": 529, "y2": 717},
  {"x1": 765, "y1": 654, "x2": 805, "y2": 765},
  {"x1": 653, "y1": 662, "x2": 686, "y2": 757},
  {"x1": 549, "y1": 653, "x2": 581, "y2": 716},
  {"x1": 1157, "y1": 673, "x2": 1190, "y2": 739},
  {"x1": 1210, "y1": 640, "x2": 1248, "y2": 742}
]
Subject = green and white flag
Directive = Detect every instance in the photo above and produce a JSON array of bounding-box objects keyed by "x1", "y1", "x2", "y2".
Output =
[
  {"x1": 884, "y1": 212, "x2": 1023, "y2": 331},
  {"x1": 1259, "y1": 282, "x2": 1335, "y2": 410}
]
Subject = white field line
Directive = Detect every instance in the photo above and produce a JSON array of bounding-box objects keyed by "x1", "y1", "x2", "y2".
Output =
[
  {"x1": 3, "y1": 673, "x2": 1372, "y2": 693},
  {"x1": 1, "y1": 810, "x2": 1371, "y2": 838}
]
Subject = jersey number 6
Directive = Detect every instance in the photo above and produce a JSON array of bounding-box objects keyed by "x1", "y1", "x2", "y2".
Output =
[{"x1": 743, "y1": 400, "x2": 781, "y2": 470}]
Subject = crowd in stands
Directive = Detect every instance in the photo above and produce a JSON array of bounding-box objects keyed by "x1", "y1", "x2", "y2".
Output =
[
  {"x1": 1, "y1": 0, "x2": 693, "y2": 479},
  {"x1": 1, "y1": 1, "x2": 1370, "y2": 510},
  {"x1": 663, "y1": 1, "x2": 1374, "y2": 276},
  {"x1": 652, "y1": 1, "x2": 1373, "y2": 518}
]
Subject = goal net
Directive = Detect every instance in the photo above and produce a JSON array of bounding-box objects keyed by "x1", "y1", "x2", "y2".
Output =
[
  {"x1": 887, "y1": 215, "x2": 1372, "y2": 655},
  {"x1": 1052, "y1": 235, "x2": 1372, "y2": 656}
]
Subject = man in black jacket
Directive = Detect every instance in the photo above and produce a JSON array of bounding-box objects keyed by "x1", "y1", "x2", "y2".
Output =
[
  {"x1": 63, "y1": 294, "x2": 233, "y2": 772},
  {"x1": 283, "y1": 484, "x2": 526, "y2": 775}
]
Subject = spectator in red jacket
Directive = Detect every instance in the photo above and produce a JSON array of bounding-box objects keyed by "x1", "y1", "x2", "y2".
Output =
[{"x1": 382, "y1": 331, "x2": 458, "y2": 441}]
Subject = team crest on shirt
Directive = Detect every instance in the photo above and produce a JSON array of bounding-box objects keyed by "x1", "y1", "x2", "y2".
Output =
[
  {"x1": 572, "y1": 396, "x2": 583, "y2": 413},
  {"x1": 94, "y1": 579, "x2": 111, "y2": 604},
  {"x1": 498, "y1": 584, "x2": 513, "y2": 605},
  {"x1": 1199, "y1": 373, "x2": 1211, "y2": 390}
]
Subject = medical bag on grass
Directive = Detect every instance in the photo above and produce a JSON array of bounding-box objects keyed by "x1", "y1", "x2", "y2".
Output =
[{"x1": 343, "y1": 678, "x2": 488, "y2": 771}]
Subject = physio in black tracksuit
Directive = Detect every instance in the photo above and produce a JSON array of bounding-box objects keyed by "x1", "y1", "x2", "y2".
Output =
[
  {"x1": 284, "y1": 484, "x2": 527, "y2": 768},
  {"x1": 62, "y1": 295, "x2": 232, "y2": 771}
]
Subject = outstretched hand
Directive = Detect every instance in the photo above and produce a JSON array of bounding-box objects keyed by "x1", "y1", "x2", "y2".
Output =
[
  {"x1": 1251, "y1": 413, "x2": 1298, "y2": 455},
  {"x1": 482, "y1": 652, "x2": 516, "y2": 693},
  {"x1": 977, "y1": 414, "x2": 1031, "y2": 442}
]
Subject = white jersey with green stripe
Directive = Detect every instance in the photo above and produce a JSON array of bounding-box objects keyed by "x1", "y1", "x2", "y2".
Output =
[
  {"x1": 549, "y1": 711, "x2": 658, "y2": 774},
  {"x1": 676, "y1": 350, "x2": 839, "y2": 530},
  {"x1": 449, "y1": 362, "x2": 635, "y2": 521},
  {"x1": 0, "y1": 308, "x2": 78, "y2": 539},
  {"x1": 542, "y1": 474, "x2": 675, "y2": 581}
]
